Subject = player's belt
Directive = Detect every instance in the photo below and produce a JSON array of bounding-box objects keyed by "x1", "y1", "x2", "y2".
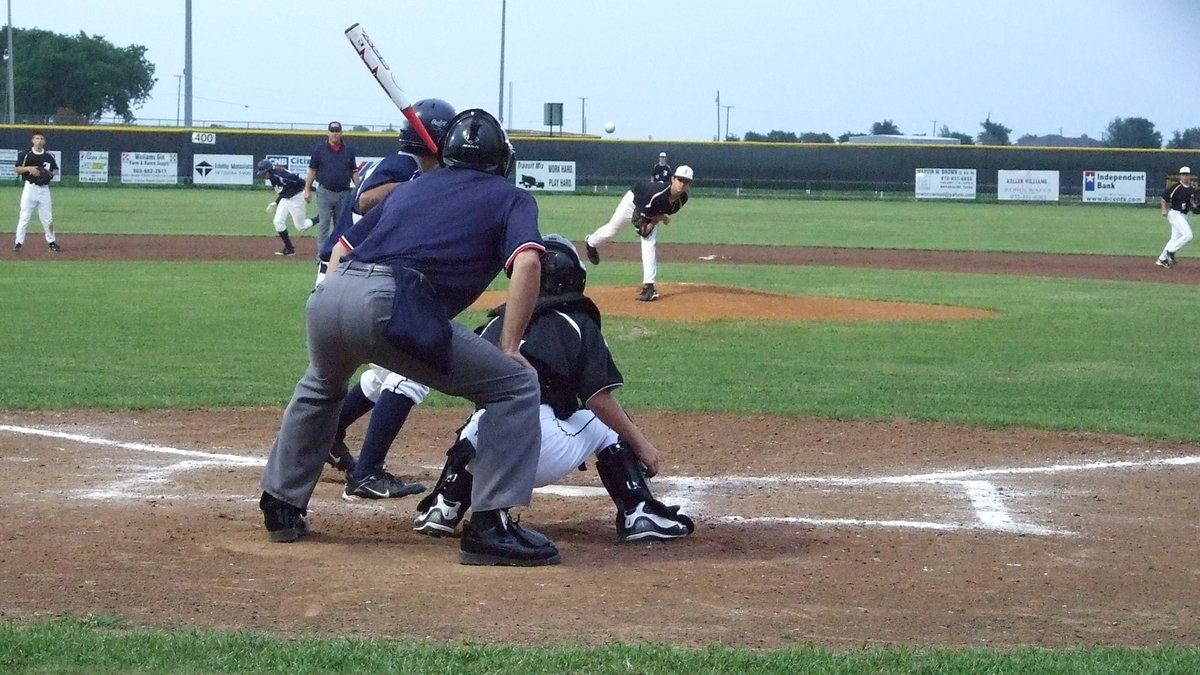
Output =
[{"x1": 342, "y1": 261, "x2": 393, "y2": 276}]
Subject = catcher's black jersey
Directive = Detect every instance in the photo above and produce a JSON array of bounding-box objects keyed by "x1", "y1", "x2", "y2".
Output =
[
  {"x1": 1163, "y1": 182, "x2": 1197, "y2": 214},
  {"x1": 630, "y1": 180, "x2": 688, "y2": 221},
  {"x1": 480, "y1": 303, "x2": 623, "y2": 419},
  {"x1": 15, "y1": 149, "x2": 57, "y2": 186}
]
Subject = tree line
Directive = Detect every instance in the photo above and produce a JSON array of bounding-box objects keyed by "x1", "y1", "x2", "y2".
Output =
[{"x1": 741, "y1": 116, "x2": 1200, "y2": 149}]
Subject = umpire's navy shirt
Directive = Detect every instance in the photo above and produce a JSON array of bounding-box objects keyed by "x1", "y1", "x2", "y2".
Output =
[
  {"x1": 267, "y1": 168, "x2": 306, "y2": 199},
  {"x1": 308, "y1": 140, "x2": 357, "y2": 192},
  {"x1": 319, "y1": 153, "x2": 420, "y2": 263},
  {"x1": 341, "y1": 167, "x2": 544, "y2": 317}
]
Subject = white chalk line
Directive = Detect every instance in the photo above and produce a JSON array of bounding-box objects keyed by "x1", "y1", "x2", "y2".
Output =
[{"x1": 5, "y1": 423, "x2": 1196, "y2": 536}]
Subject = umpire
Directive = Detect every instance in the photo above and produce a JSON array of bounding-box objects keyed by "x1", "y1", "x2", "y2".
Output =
[{"x1": 304, "y1": 121, "x2": 360, "y2": 255}]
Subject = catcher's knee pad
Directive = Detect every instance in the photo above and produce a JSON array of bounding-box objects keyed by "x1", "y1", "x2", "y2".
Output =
[{"x1": 594, "y1": 441, "x2": 654, "y2": 512}]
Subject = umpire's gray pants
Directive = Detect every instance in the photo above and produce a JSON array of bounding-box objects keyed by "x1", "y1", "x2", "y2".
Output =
[
  {"x1": 314, "y1": 186, "x2": 350, "y2": 255},
  {"x1": 260, "y1": 262, "x2": 541, "y2": 513}
]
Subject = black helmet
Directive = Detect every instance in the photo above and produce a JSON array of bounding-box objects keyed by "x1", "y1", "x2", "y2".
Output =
[
  {"x1": 255, "y1": 159, "x2": 274, "y2": 174},
  {"x1": 399, "y1": 98, "x2": 456, "y2": 157},
  {"x1": 539, "y1": 234, "x2": 586, "y2": 300},
  {"x1": 439, "y1": 108, "x2": 514, "y2": 177}
]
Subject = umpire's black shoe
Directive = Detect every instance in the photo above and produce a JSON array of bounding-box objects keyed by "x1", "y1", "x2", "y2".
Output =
[
  {"x1": 585, "y1": 243, "x2": 600, "y2": 265},
  {"x1": 260, "y1": 491, "x2": 310, "y2": 543},
  {"x1": 459, "y1": 509, "x2": 561, "y2": 566}
]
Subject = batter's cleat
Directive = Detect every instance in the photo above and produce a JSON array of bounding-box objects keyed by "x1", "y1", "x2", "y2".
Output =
[
  {"x1": 343, "y1": 470, "x2": 426, "y2": 501},
  {"x1": 635, "y1": 283, "x2": 659, "y2": 302},
  {"x1": 616, "y1": 500, "x2": 695, "y2": 542},
  {"x1": 458, "y1": 509, "x2": 561, "y2": 566},
  {"x1": 12, "y1": 243, "x2": 21, "y2": 253},
  {"x1": 413, "y1": 493, "x2": 465, "y2": 537},
  {"x1": 326, "y1": 441, "x2": 356, "y2": 473},
  {"x1": 585, "y1": 243, "x2": 600, "y2": 265},
  {"x1": 275, "y1": 247, "x2": 296, "y2": 256},
  {"x1": 1157, "y1": 258, "x2": 1171, "y2": 268},
  {"x1": 260, "y1": 492, "x2": 310, "y2": 543},
  {"x1": 47, "y1": 242, "x2": 61, "y2": 252}
]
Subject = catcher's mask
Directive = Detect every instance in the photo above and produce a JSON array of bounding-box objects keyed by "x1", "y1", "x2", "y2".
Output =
[{"x1": 539, "y1": 233, "x2": 587, "y2": 302}]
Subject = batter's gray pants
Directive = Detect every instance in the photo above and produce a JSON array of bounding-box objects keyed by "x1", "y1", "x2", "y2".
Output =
[
  {"x1": 314, "y1": 186, "x2": 350, "y2": 255},
  {"x1": 260, "y1": 262, "x2": 541, "y2": 513}
]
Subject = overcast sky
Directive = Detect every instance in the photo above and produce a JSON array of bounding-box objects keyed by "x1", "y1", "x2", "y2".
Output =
[{"x1": 9, "y1": 1, "x2": 1200, "y2": 142}]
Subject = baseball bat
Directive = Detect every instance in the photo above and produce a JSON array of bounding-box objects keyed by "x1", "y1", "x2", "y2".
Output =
[{"x1": 343, "y1": 23, "x2": 440, "y2": 156}]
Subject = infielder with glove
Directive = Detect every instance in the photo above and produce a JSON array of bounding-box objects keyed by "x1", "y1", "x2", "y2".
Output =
[
  {"x1": 413, "y1": 234, "x2": 695, "y2": 543},
  {"x1": 1157, "y1": 166, "x2": 1198, "y2": 268},
  {"x1": 13, "y1": 130, "x2": 62, "y2": 253},
  {"x1": 256, "y1": 160, "x2": 316, "y2": 256},
  {"x1": 584, "y1": 165, "x2": 693, "y2": 302}
]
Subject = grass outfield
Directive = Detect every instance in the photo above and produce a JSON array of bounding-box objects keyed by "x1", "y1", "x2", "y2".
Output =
[
  {"x1": 2, "y1": 187, "x2": 1198, "y2": 670},
  {"x1": 0, "y1": 185, "x2": 1169, "y2": 254}
]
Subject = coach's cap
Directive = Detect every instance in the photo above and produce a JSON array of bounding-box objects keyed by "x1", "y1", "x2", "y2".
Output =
[
  {"x1": 1180, "y1": 166, "x2": 1193, "y2": 175},
  {"x1": 659, "y1": 151, "x2": 667, "y2": 158},
  {"x1": 328, "y1": 121, "x2": 343, "y2": 132},
  {"x1": 674, "y1": 165, "x2": 694, "y2": 181}
]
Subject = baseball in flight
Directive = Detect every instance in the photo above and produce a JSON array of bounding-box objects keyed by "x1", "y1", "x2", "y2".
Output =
[{"x1": 604, "y1": 121, "x2": 615, "y2": 134}]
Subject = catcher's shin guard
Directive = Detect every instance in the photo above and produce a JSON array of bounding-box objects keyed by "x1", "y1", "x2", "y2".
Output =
[
  {"x1": 416, "y1": 437, "x2": 475, "y2": 513},
  {"x1": 596, "y1": 441, "x2": 694, "y2": 542},
  {"x1": 595, "y1": 442, "x2": 655, "y2": 512}
]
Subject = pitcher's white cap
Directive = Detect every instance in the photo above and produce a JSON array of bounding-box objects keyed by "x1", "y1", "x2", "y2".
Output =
[
  {"x1": 674, "y1": 165, "x2": 693, "y2": 180},
  {"x1": 1181, "y1": 166, "x2": 1193, "y2": 174}
]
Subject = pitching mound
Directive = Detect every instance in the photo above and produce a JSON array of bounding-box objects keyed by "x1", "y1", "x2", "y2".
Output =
[{"x1": 474, "y1": 283, "x2": 996, "y2": 322}]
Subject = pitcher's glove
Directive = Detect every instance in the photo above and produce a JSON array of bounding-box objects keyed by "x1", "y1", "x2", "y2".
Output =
[
  {"x1": 33, "y1": 168, "x2": 54, "y2": 186},
  {"x1": 633, "y1": 215, "x2": 656, "y2": 238}
]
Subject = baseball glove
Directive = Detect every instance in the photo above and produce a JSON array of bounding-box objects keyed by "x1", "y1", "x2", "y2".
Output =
[
  {"x1": 633, "y1": 215, "x2": 656, "y2": 238},
  {"x1": 33, "y1": 167, "x2": 54, "y2": 186}
]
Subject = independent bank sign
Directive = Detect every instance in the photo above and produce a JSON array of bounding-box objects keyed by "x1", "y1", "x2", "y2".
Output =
[{"x1": 1082, "y1": 170, "x2": 1145, "y2": 204}]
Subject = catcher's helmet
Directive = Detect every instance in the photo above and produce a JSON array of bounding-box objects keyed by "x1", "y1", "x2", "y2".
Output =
[
  {"x1": 255, "y1": 159, "x2": 274, "y2": 174},
  {"x1": 439, "y1": 108, "x2": 514, "y2": 177},
  {"x1": 540, "y1": 233, "x2": 586, "y2": 299},
  {"x1": 399, "y1": 98, "x2": 457, "y2": 157}
]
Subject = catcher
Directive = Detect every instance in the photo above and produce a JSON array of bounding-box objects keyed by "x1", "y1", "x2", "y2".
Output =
[
  {"x1": 582, "y1": 165, "x2": 693, "y2": 302},
  {"x1": 413, "y1": 234, "x2": 696, "y2": 543}
]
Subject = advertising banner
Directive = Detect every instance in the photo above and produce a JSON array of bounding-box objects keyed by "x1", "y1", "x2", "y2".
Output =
[
  {"x1": 915, "y1": 168, "x2": 976, "y2": 199},
  {"x1": 514, "y1": 160, "x2": 576, "y2": 192},
  {"x1": 1082, "y1": 171, "x2": 1146, "y2": 203},
  {"x1": 193, "y1": 154, "x2": 255, "y2": 185},
  {"x1": 121, "y1": 152, "x2": 178, "y2": 185},
  {"x1": 79, "y1": 151, "x2": 110, "y2": 183},
  {"x1": 997, "y1": 170, "x2": 1059, "y2": 201}
]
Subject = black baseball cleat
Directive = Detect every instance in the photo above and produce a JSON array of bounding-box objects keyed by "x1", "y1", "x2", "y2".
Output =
[
  {"x1": 12, "y1": 243, "x2": 21, "y2": 253},
  {"x1": 48, "y1": 242, "x2": 62, "y2": 253},
  {"x1": 617, "y1": 499, "x2": 695, "y2": 542},
  {"x1": 635, "y1": 283, "x2": 659, "y2": 302},
  {"x1": 275, "y1": 247, "x2": 296, "y2": 256},
  {"x1": 585, "y1": 243, "x2": 600, "y2": 265},
  {"x1": 458, "y1": 509, "x2": 561, "y2": 566},
  {"x1": 260, "y1": 492, "x2": 310, "y2": 543},
  {"x1": 342, "y1": 470, "x2": 425, "y2": 500},
  {"x1": 413, "y1": 493, "x2": 465, "y2": 537},
  {"x1": 1157, "y1": 258, "x2": 1171, "y2": 269}
]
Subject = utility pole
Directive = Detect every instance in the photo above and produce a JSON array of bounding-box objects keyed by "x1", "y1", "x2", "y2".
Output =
[
  {"x1": 931, "y1": 120, "x2": 938, "y2": 137},
  {"x1": 175, "y1": 75, "x2": 183, "y2": 126},
  {"x1": 715, "y1": 90, "x2": 720, "y2": 141},
  {"x1": 184, "y1": 0, "x2": 192, "y2": 126},
  {"x1": 6, "y1": 0, "x2": 15, "y2": 124},
  {"x1": 498, "y1": 0, "x2": 506, "y2": 125},
  {"x1": 578, "y1": 96, "x2": 587, "y2": 134},
  {"x1": 723, "y1": 105, "x2": 734, "y2": 141}
]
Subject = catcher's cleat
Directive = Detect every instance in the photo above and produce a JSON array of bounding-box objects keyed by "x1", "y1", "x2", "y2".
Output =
[
  {"x1": 326, "y1": 441, "x2": 356, "y2": 472},
  {"x1": 617, "y1": 500, "x2": 694, "y2": 542},
  {"x1": 413, "y1": 493, "x2": 465, "y2": 537}
]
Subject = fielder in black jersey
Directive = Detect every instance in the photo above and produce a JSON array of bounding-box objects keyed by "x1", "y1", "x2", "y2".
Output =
[
  {"x1": 1157, "y1": 166, "x2": 1198, "y2": 268},
  {"x1": 413, "y1": 234, "x2": 696, "y2": 543},
  {"x1": 13, "y1": 130, "x2": 61, "y2": 253},
  {"x1": 651, "y1": 151, "x2": 672, "y2": 183},
  {"x1": 584, "y1": 166, "x2": 694, "y2": 302}
]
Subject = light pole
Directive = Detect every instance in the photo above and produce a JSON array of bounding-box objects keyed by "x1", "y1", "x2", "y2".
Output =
[
  {"x1": 175, "y1": 74, "x2": 183, "y2": 126},
  {"x1": 578, "y1": 96, "x2": 587, "y2": 134},
  {"x1": 498, "y1": 0, "x2": 506, "y2": 125},
  {"x1": 723, "y1": 105, "x2": 734, "y2": 141},
  {"x1": 6, "y1": 0, "x2": 14, "y2": 124},
  {"x1": 714, "y1": 90, "x2": 720, "y2": 141}
]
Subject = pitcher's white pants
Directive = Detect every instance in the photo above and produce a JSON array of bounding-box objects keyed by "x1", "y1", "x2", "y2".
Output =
[{"x1": 585, "y1": 189, "x2": 659, "y2": 284}]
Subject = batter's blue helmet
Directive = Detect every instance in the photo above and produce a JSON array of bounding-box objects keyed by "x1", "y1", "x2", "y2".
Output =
[
  {"x1": 255, "y1": 159, "x2": 274, "y2": 174},
  {"x1": 399, "y1": 98, "x2": 457, "y2": 157}
]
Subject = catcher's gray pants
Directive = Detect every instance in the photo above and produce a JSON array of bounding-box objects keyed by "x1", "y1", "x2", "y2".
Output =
[
  {"x1": 260, "y1": 262, "x2": 542, "y2": 513},
  {"x1": 314, "y1": 186, "x2": 350, "y2": 255}
]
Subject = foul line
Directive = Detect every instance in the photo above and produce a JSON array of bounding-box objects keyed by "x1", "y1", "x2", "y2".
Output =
[{"x1": 4, "y1": 423, "x2": 1196, "y2": 536}]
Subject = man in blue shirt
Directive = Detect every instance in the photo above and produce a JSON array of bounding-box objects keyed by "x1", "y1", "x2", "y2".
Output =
[
  {"x1": 303, "y1": 121, "x2": 360, "y2": 255},
  {"x1": 260, "y1": 109, "x2": 560, "y2": 567}
]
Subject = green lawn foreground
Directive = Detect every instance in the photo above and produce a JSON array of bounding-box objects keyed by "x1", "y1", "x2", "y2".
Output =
[{"x1": 3, "y1": 188, "x2": 1200, "y2": 670}]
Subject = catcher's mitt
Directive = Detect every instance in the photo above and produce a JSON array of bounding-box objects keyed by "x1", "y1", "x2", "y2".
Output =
[{"x1": 633, "y1": 215, "x2": 656, "y2": 238}]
